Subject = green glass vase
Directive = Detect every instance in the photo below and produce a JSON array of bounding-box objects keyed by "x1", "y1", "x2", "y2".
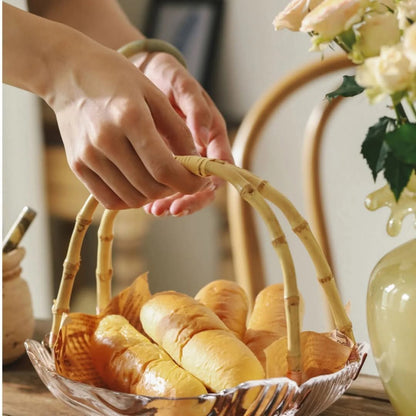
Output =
[
  {"x1": 367, "y1": 239, "x2": 416, "y2": 416},
  {"x1": 365, "y1": 172, "x2": 416, "y2": 415}
]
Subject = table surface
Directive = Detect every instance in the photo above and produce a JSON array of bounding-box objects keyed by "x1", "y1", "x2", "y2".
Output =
[{"x1": 3, "y1": 320, "x2": 397, "y2": 416}]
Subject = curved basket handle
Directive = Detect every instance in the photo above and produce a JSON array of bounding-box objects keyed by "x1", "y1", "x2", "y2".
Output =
[
  {"x1": 50, "y1": 195, "x2": 99, "y2": 346},
  {"x1": 50, "y1": 156, "x2": 354, "y2": 384},
  {"x1": 177, "y1": 156, "x2": 353, "y2": 342},
  {"x1": 96, "y1": 209, "x2": 119, "y2": 313},
  {"x1": 236, "y1": 168, "x2": 353, "y2": 340},
  {"x1": 50, "y1": 156, "x2": 305, "y2": 382}
]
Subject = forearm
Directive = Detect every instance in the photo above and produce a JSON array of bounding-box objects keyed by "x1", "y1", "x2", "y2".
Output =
[
  {"x1": 3, "y1": 2, "x2": 107, "y2": 103},
  {"x1": 27, "y1": 0, "x2": 144, "y2": 50},
  {"x1": 3, "y1": 3, "x2": 80, "y2": 98}
]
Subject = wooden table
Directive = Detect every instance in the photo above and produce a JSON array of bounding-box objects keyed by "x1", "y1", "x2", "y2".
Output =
[{"x1": 3, "y1": 321, "x2": 396, "y2": 416}]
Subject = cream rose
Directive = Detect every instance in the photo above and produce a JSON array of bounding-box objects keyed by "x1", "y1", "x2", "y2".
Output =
[
  {"x1": 300, "y1": 0, "x2": 369, "y2": 41},
  {"x1": 404, "y1": 23, "x2": 416, "y2": 69},
  {"x1": 397, "y1": 0, "x2": 416, "y2": 29},
  {"x1": 356, "y1": 44, "x2": 413, "y2": 101},
  {"x1": 351, "y1": 12, "x2": 401, "y2": 63},
  {"x1": 372, "y1": 0, "x2": 396, "y2": 13},
  {"x1": 273, "y1": 0, "x2": 324, "y2": 31}
]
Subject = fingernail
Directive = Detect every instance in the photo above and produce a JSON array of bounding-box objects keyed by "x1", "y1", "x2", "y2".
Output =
[
  {"x1": 201, "y1": 180, "x2": 216, "y2": 192},
  {"x1": 173, "y1": 209, "x2": 190, "y2": 217},
  {"x1": 153, "y1": 209, "x2": 170, "y2": 217}
]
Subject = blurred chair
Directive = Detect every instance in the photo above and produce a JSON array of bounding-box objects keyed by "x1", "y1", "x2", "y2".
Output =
[{"x1": 227, "y1": 53, "x2": 354, "y2": 306}]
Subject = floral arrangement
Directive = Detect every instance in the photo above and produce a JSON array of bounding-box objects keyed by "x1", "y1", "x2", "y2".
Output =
[{"x1": 274, "y1": 0, "x2": 416, "y2": 200}]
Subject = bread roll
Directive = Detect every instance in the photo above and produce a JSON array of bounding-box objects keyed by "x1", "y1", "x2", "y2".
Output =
[
  {"x1": 264, "y1": 331, "x2": 353, "y2": 382},
  {"x1": 140, "y1": 291, "x2": 265, "y2": 393},
  {"x1": 91, "y1": 314, "x2": 207, "y2": 398},
  {"x1": 103, "y1": 272, "x2": 151, "y2": 332},
  {"x1": 195, "y1": 279, "x2": 249, "y2": 339},
  {"x1": 244, "y1": 283, "x2": 304, "y2": 369}
]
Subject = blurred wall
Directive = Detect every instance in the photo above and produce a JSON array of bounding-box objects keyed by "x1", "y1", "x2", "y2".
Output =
[
  {"x1": 3, "y1": 0, "x2": 53, "y2": 318},
  {"x1": 3, "y1": 86, "x2": 53, "y2": 319}
]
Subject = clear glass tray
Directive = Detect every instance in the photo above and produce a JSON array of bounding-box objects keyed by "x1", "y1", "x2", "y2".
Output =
[{"x1": 25, "y1": 338, "x2": 368, "y2": 416}]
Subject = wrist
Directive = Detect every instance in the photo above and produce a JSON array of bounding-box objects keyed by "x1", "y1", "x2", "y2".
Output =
[
  {"x1": 3, "y1": 5, "x2": 91, "y2": 104},
  {"x1": 40, "y1": 25, "x2": 91, "y2": 105}
]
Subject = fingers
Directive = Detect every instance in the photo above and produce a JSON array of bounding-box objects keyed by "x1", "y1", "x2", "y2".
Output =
[
  {"x1": 167, "y1": 69, "x2": 234, "y2": 164},
  {"x1": 69, "y1": 163, "x2": 130, "y2": 210},
  {"x1": 55, "y1": 45, "x2": 232, "y2": 213},
  {"x1": 144, "y1": 187, "x2": 216, "y2": 217},
  {"x1": 144, "y1": 87, "x2": 201, "y2": 156},
  {"x1": 121, "y1": 91, "x2": 211, "y2": 195},
  {"x1": 140, "y1": 53, "x2": 221, "y2": 153},
  {"x1": 143, "y1": 64, "x2": 233, "y2": 216},
  {"x1": 199, "y1": 90, "x2": 233, "y2": 162},
  {"x1": 68, "y1": 144, "x2": 147, "y2": 209},
  {"x1": 65, "y1": 88, "x2": 211, "y2": 209},
  {"x1": 170, "y1": 77, "x2": 213, "y2": 148},
  {"x1": 89, "y1": 124, "x2": 173, "y2": 202}
]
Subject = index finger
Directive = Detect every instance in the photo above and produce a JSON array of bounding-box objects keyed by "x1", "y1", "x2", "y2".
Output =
[{"x1": 122, "y1": 94, "x2": 210, "y2": 195}]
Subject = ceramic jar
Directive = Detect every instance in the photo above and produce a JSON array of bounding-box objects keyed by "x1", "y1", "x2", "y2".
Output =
[
  {"x1": 3, "y1": 247, "x2": 35, "y2": 364},
  {"x1": 367, "y1": 239, "x2": 416, "y2": 416}
]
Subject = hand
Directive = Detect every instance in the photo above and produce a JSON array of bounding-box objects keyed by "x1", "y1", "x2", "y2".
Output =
[
  {"x1": 45, "y1": 35, "x2": 213, "y2": 210},
  {"x1": 4, "y1": 2, "x2": 231, "y2": 216},
  {"x1": 131, "y1": 51, "x2": 234, "y2": 216}
]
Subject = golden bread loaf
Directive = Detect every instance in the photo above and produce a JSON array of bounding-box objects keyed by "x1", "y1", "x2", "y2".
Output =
[
  {"x1": 91, "y1": 314, "x2": 207, "y2": 397},
  {"x1": 195, "y1": 279, "x2": 249, "y2": 339},
  {"x1": 140, "y1": 291, "x2": 265, "y2": 393},
  {"x1": 244, "y1": 283, "x2": 304, "y2": 368},
  {"x1": 103, "y1": 272, "x2": 151, "y2": 333},
  {"x1": 264, "y1": 331, "x2": 353, "y2": 382}
]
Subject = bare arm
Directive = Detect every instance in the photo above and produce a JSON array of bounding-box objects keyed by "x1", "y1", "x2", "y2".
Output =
[
  {"x1": 27, "y1": 0, "x2": 143, "y2": 49},
  {"x1": 4, "y1": 1, "x2": 233, "y2": 215},
  {"x1": 3, "y1": 3, "x2": 210, "y2": 210}
]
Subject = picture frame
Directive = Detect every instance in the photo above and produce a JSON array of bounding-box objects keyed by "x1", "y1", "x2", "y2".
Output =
[{"x1": 145, "y1": 0, "x2": 224, "y2": 91}]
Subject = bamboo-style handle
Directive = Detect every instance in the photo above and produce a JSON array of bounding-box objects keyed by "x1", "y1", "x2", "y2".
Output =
[
  {"x1": 50, "y1": 195, "x2": 99, "y2": 346},
  {"x1": 237, "y1": 168, "x2": 354, "y2": 341},
  {"x1": 96, "y1": 209, "x2": 119, "y2": 313},
  {"x1": 178, "y1": 156, "x2": 354, "y2": 341},
  {"x1": 177, "y1": 155, "x2": 303, "y2": 381}
]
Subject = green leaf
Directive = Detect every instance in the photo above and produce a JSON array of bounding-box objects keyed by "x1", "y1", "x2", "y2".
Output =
[
  {"x1": 337, "y1": 28, "x2": 356, "y2": 51},
  {"x1": 383, "y1": 153, "x2": 414, "y2": 200},
  {"x1": 385, "y1": 123, "x2": 416, "y2": 164},
  {"x1": 325, "y1": 75, "x2": 365, "y2": 101},
  {"x1": 361, "y1": 117, "x2": 395, "y2": 181}
]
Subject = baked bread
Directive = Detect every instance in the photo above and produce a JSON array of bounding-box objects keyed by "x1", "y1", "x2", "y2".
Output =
[
  {"x1": 195, "y1": 279, "x2": 249, "y2": 339},
  {"x1": 140, "y1": 291, "x2": 265, "y2": 393},
  {"x1": 91, "y1": 314, "x2": 208, "y2": 397},
  {"x1": 102, "y1": 272, "x2": 151, "y2": 333},
  {"x1": 244, "y1": 283, "x2": 304, "y2": 369}
]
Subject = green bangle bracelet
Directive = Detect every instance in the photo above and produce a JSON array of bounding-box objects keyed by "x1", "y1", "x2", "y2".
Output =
[{"x1": 117, "y1": 39, "x2": 187, "y2": 68}]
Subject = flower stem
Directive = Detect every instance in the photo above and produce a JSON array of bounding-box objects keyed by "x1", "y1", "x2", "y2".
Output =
[
  {"x1": 393, "y1": 100, "x2": 409, "y2": 125},
  {"x1": 405, "y1": 96, "x2": 416, "y2": 119}
]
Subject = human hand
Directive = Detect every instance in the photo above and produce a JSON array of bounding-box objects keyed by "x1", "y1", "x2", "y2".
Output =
[
  {"x1": 130, "y1": 51, "x2": 234, "y2": 216},
  {"x1": 44, "y1": 34, "x2": 214, "y2": 211}
]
